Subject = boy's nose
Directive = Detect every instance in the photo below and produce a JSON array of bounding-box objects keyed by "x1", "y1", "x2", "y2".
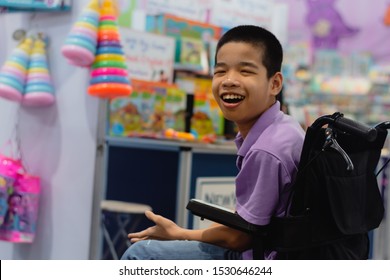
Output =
[{"x1": 222, "y1": 78, "x2": 238, "y2": 86}]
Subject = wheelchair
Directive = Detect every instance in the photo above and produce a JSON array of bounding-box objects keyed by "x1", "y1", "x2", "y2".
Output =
[{"x1": 187, "y1": 113, "x2": 390, "y2": 259}]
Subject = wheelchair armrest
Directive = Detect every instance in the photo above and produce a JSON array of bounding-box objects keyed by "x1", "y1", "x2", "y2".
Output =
[{"x1": 186, "y1": 199, "x2": 264, "y2": 234}]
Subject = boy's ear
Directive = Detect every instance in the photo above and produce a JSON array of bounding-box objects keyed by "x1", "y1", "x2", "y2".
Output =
[{"x1": 270, "y1": 72, "x2": 283, "y2": 96}]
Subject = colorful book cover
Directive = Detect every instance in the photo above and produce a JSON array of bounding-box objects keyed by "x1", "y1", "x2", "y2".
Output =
[
  {"x1": 109, "y1": 80, "x2": 186, "y2": 138},
  {"x1": 165, "y1": 87, "x2": 186, "y2": 132},
  {"x1": 174, "y1": 75, "x2": 224, "y2": 140},
  {"x1": 146, "y1": 13, "x2": 221, "y2": 63},
  {"x1": 179, "y1": 37, "x2": 209, "y2": 73}
]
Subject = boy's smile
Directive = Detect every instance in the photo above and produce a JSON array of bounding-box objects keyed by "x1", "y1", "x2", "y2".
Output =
[{"x1": 212, "y1": 42, "x2": 282, "y2": 137}]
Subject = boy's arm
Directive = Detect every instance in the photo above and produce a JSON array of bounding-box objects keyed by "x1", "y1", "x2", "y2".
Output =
[
  {"x1": 128, "y1": 211, "x2": 252, "y2": 252},
  {"x1": 184, "y1": 223, "x2": 253, "y2": 252}
]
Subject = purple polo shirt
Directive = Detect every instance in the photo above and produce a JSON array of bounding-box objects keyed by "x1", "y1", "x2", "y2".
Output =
[{"x1": 234, "y1": 101, "x2": 305, "y2": 259}]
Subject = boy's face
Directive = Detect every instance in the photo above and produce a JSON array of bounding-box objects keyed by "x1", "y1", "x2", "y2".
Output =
[{"x1": 212, "y1": 42, "x2": 282, "y2": 136}]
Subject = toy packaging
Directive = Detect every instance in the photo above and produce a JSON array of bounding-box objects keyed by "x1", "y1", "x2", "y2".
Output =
[
  {"x1": 109, "y1": 79, "x2": 186, "y2": 138},
  {"x1": 0, "y1": 172, "x2": 40, "y2": 243},
  {"x1": 175, "y1": 75, "x2": 224, "y2": 142},
  {"x1": 0, "y1": 152, "x2": 41, "y2": 243}
]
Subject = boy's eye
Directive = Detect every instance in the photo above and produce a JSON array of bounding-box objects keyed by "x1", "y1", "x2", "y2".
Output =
[
  {"x1": 241, "y1": 69, "x2": 254, "y2": 74},
  {"x1": 214, "y1": 70, "x2": 225, "y2": 75}
]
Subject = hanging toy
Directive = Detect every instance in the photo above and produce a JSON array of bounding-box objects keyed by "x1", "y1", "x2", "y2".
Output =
[
  {"x1": 23, "y1": 36, "x2": 55, "y2": 107},
  {"x1": 61, "y1": 0, "x2": 100, "y2": 67},
  {"x1": 87, "y1": 0, "x2": 132, "y2": 98},
  {"x1": 0, "y1": 37, "x2": 33, "y2": 102}
]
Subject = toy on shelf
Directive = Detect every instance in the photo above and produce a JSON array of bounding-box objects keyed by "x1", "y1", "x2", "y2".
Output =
[
  {"x1": 23, "y1": 37, "x2": 55, "y2": 107},
  {"x1": 61, "y1": 0, "x2": 100, "y2": 67},
  {"x1": 165, "y1": 128, "x2": 196, "y2": 142},
  {"x1": 88, "y1": 0, "x2": 132, "y2": 98},
  {"x1": 0, "y1": 37, "x2": 33, "y2": 102}
]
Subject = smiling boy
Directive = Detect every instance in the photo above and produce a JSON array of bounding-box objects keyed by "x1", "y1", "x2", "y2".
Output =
[{"x1": 121, "y1": 25, "x2": 305, "y2": 260}]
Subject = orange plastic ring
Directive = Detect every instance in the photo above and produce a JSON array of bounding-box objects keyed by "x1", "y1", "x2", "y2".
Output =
[{"x1": 88, "y1": 83, "x2": 132, "y2": 98}]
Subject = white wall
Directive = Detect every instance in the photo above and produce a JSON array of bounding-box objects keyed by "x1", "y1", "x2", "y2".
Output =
[{"x1": 0, "y1": 0, "x2": 99, "y2": 259}]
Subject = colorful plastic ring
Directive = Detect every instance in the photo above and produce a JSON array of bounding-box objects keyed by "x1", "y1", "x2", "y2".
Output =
[
  {"x1": 90, "y1": 75, "x2": 129, "y2": 85},
  {"x1": 95, "y1": 46, "x2": 124, "y2": 55},
  {"x1": 94, "y1": 54, "x2": 125, "y2": 62},
  {"x1": 0, "y1": 76, "x2": 24, "y2": 92},
  {"x1": 97, "y1": 40, "x2": 121, "y2": 47},
  {"x1": 64, "y1": 38, "x2": 96, "y2": 53},
  {"x1": 91, "y1": 60, "x2": 127, "y2": 69},
  {"x1": 74, "y1": 21, "x2": 98, "y2": 31},
  {"x1": 91, "y1": 67, "x2": 128, "y2": 77},
  {"x1": 0, "y1": 83, "x2": 23, "y2": 102},
  {"x1": 25, "y1": 84, "x2": 54, "y2": 94},
  {"x1": 88, "y1": 83, "x2": 132, "y2": 98}
]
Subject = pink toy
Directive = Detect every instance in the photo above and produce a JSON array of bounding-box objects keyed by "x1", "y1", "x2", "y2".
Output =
[
  {"x1": 23, "y1": 92, "x2": 55, "y2": 107},
  {"x1": 0, "y1": 84, "x2": 23, "y2": 102},
  {"x1": 91, "y1": 67, "x2": 128, "y2": 77},
  {"x1": 0, "y1": 38, "x2": 33, "y2": 103},
  {"x1": 0, "y1": 154, "x2": 22, "y2": 226},
  {"x1": 61, "y1": 0, "x2": 100, "y2": 67},
  {"x1": 0, "y1": 172, "x2": 40, "y2": 243},
  {"x1": 61, "y1": 45, "x2": 95, "y2": 67},
  {"x1": 23, "y1": 38, "x2": 55, "y2": 107}
]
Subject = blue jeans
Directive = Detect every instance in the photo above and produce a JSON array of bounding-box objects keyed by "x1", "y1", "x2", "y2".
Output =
[{"x1": 120, "y1": 240, "x2": 242, "y2": 260}]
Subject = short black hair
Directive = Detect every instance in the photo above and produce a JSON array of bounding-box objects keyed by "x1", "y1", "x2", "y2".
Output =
[{"x1": 215, "y1": 25, "x2": 283, "y2": 79}]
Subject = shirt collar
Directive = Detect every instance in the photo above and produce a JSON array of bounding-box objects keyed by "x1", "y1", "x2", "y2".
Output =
[{"x1": 234, "y1": 101, "x2": 281, "y2": 157}]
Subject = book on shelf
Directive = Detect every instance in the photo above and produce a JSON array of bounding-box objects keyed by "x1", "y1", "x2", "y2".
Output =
[
  {"x1": 175, "y1": 74, "x2": 224, "y2": 141},
  {"x1": 146, "y1": 13, "x2": 221, "y2": 64},
  {"x1": 109, "y1": 80, "x2": 186, "y2": 138},
  {"x1": 178, "y1": 37, "x2": 209, "y2": 73}
]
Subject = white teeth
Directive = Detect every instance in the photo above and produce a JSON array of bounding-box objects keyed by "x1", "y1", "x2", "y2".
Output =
[{"x1": 222, "y1": 94, "x2": 244, "y2": 100}]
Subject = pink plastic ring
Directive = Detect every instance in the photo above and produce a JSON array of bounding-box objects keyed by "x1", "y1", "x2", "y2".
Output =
[
  {"x1": 99, "y1": 15, "x2": 116, "y2": 21},
  {"x1": 71, "y1": 27, "x2": 98, "y2": 40},
  {"x1": 91, "y1": 67, "x2": 128, "y2": 77}
]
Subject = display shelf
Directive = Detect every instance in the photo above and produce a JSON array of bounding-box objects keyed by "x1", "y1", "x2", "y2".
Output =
[
  {"x1": 104, "y1": 135, "x2": 237, "y2": 230},
  {"x1": 106, "y1": 136, "x2": 236, "y2": 154}
]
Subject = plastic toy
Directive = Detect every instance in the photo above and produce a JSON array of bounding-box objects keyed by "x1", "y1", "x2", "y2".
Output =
[
  {"x1": 0, "y1": 172, "x2": 41, "y2": 243},
  {"x1": 0, "y1": 38, "x2": 33, "y2": 102},
  {"x1": 0, "y1": 154, "x2": 22, "y2": 227},
  {"x1": 87, "y1": 0, "x2": 132, "y2": 98},
  {"x1": 23, "y1": 37, "x2": 55, "y2": 107},
  {"x1": 61, "y1": 0, "x2": 100, "y2": 67},
  {"x1": 165, "y1": 128, "x2": 196, "y2": 141}
]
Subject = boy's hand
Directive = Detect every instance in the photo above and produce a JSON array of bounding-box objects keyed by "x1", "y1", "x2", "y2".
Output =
[{"x1": 127, "y1": 210, "x2": 184, "y2": 242}]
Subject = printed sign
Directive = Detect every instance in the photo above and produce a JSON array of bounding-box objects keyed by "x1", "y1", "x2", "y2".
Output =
[
  {"x1": 120, "y1": 28, "x2": 175, "y2": 83},
  {"x1": 193, "y1": 177, "x2": 236, "y2": 229}
]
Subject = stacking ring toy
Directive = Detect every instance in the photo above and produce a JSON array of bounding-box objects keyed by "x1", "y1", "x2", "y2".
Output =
[
  {"x1": 75, "y1": 21, "x2": 98, "y2": 31},
  {"x1": 90, "y1": 75, "x2": 129, "y2": 84},
  {"x1": 61, "y1": 45, "x2": 95, "y2": 67},
  {"x1": 91, "y1": 67, "x2": 128, "y2": 77},
  {"x1": 99, "y1": 15, "x2": 116, "y2": 21},
  {"x1": 96, "y1": 46, "x2": 124, "y2": 55},
  {"x1": 64, "y1": 38, "x2": 96, "y2": 53},
  {"x1": 91, "y1": 60, "x2": 127, "y2": 69},
  {"x1": 94, "y1": 54, "x2": 125, "y2": 62},
  {"x1": 88, "y1": 83, "x2": 132, "y2": 98},
  {"x1": 0, "y1": 84, "x2": 23, "y2": 102},
  {"x1": 97, "y1": 40, "x2": 122, "y2": 47},
  {"x1": 72, "y1": 26, "x2": 97, "y2": 40},
  {"x1": 23, "y1": 92, "x2": 55, "y2": 107}
]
